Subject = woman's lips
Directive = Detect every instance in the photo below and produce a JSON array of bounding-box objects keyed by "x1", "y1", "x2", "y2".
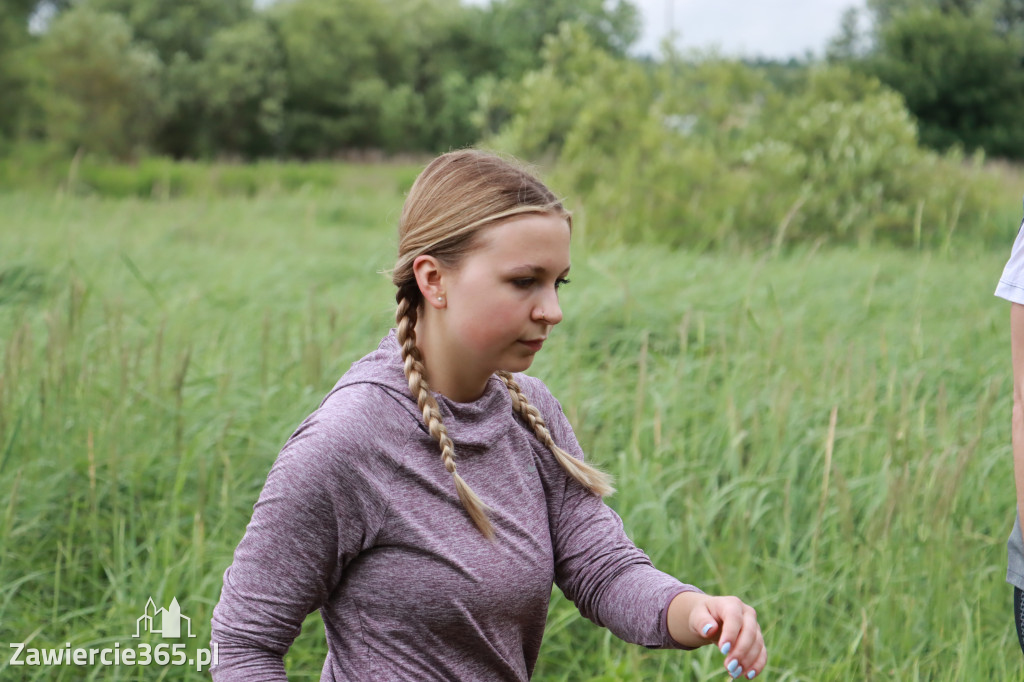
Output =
[{"x1": 519, "y1": 339, "x2": 544, "y2": 352}]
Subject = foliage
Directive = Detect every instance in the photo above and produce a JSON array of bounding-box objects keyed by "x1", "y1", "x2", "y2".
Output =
[
  {"x1": 0, "y1": 0, "x2": 50, "y2": 146},
  {"x1": 866, "y1": 0, "x2": 1024, "y2": 27},
  {"x1": 475, "y1": 0, "x2": 640, "y2": 78},
  {"x1": 83, "y1": 0, "x2": 255, "y2": 157},
  {"x1": 86, "y1": 0, "x2": 253, "y2": 62},
  {"x1": 866, "y1": 6, "x2": 1024, "y2": 157},
  {"x1": 0, "y1": 0, "x2": 647, "y2": 157},
  {"x1": 485, "y1": 27, "x2": 997, "y2": 249},
  {"x1": 196, "y1": 19, "x2": 288, "y2": 157},
  {"x1": 32, "y1": 6, "x2": 166, "y2": 159},
  {"x1": 268, "y1": 0, "x2": 510, "y2": 155},
  {"x1": 834, "y1": 0, "x2": 1024, "y2": 159},
  {"x1": 271, "y1": 0, "x2": 395, "y2": 155}
]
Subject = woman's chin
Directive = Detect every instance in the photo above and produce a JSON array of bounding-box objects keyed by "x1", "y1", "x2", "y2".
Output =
[{"x1": 500, "y1": 356, "x2": 535, "y2": 374}]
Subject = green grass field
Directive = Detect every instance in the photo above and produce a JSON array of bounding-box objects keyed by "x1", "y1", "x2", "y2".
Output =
[{"x1": 1, "y1": 163, "x2": 1022, "y2": 680}]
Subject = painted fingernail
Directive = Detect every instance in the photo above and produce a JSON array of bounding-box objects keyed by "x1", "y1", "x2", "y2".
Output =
[
  {"x1": 727, "y1": 660, "x2": 740, "y2": 674},
  {"x1": 701, "y1": 623, "x2": 714, "y2": 636},
  {"x1": 730, "y1": 665, "x2": 744, "y2": 679},
  {"x1": 747, "y1": 670, "x2": 757, "y2": 679},
  {"x1": 720, "y1": 642, "x2": 732, "y2": 656}
]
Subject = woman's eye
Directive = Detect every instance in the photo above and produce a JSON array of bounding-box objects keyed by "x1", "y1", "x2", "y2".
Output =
[{"x1": 512, "y1": 277, "x2": 570, "y2": 290}]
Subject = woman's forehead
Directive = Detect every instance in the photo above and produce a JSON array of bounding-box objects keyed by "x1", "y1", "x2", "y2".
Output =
[{"x1": 473, "y1": 214, "x2": 571, "y2": 262}]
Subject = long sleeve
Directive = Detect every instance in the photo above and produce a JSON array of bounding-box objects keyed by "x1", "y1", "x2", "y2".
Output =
[
  {"x1": 527, "y1": 382, "x2": 702, "y2": 649},
  {"x1": 210, "y1": 388, "x2": 395, "y2": 680}
]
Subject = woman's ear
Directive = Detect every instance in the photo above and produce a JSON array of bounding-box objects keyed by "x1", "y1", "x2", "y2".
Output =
[{"x1": 412, "y1": 255, "x2": 447, "y2": 309}]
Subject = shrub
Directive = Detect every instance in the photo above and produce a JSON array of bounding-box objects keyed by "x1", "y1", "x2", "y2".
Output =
[{"x1": 483, "y1": 27, "x2": 997, "y2": 251}]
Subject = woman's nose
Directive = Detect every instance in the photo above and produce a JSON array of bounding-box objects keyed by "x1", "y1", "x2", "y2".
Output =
[{"x1": 534, "y1": 291, "x2": 563, "y2": 325}]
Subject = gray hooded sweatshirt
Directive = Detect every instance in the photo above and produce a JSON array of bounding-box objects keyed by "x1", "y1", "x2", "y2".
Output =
[{"x1": 210, "y1": 331, "x2": 701, "y2": 680}]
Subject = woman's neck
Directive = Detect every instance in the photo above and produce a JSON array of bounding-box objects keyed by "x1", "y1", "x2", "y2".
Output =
[{"x1": 413, "y1": 315, "x2": 489, "y2": 403}]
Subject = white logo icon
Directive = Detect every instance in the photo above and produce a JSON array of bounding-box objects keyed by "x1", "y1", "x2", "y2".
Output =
[{"x1": 133, "y1": 597, "x2": 196, "y2": 639}]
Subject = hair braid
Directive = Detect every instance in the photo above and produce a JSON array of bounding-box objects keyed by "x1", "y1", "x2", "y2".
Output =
[
  {"x1": 496, "y1": 371, "x2": 615, "y2": 497},
  {"x1": 396, "y1": 294, "x2": 495, "y2": 538}
]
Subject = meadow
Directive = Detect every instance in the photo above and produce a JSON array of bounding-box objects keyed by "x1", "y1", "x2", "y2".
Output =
[{"x1": 0, "y1": 161, "x2": 1022, "y2": 680}]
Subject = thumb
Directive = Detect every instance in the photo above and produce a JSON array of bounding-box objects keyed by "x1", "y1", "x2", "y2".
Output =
[{"x1": 691, "y1": 602, "x2": 720, "y2": 641}]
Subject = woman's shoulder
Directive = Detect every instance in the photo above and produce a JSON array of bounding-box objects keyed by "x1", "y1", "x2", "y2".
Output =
[
  {"x1": 277, "y1": 381, "x2": 420, "y2": 476},
  {"x1": 322, "y1": 380, "x2": 421, "y2": 443}
]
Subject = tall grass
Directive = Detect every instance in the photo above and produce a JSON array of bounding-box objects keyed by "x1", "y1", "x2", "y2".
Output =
[{"x1": 0, "y1": 167, "x2": 1021, "y2": 680}]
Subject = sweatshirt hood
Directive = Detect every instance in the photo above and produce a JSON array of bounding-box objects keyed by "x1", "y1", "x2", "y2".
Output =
[{"x1": 325, "y1": 330, "x2": 515, "y2": 451}]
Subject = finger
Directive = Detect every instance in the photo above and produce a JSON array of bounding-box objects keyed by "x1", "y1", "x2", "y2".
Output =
[
  {"x1": 709, "y1": 597, "x2": 745, "y2": 660},
  {"x1": 742, "y1": 641, "x2": 768, "y2": 680},
  {"x1": 731, "y1": 628, "x2": 767, "y2": 680},
  {"x1": 684, "y1": 596, "x2": 718, "y2": 643},
  {"x1": 726, "y1": 605, "x2": 760, "y2": 667},
  {"x1": 697, "y1": 618, "x2": 718, "y2": 641}
]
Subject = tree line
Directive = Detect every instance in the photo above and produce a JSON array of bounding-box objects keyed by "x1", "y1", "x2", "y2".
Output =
[
  {"x1": 0, "y1": 0, "x2": 639, "y2": 159},
  {"x1": 2, "y1": 0, "x2": 1024, "y2": 161}
]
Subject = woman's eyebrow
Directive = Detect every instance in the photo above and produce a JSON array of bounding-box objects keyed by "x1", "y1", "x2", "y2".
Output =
[{"x1": 505, "y1": 264, "x2": 571, "y2": 277}]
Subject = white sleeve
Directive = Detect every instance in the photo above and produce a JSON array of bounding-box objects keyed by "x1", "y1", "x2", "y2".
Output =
[{"x1": 996, "y1": 202, "x2": 1024, "y2": 304}]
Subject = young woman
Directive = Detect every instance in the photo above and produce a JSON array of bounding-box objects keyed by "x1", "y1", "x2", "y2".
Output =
[{"x1": 211, "y1": 150, "x2": 767, "y2": 680}]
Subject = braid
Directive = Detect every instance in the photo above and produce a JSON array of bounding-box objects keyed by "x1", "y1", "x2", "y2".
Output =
[
  {"x1": 497, "y1": 371, "x2": 615, "y2": 497},
  {"x1": 396, "y1": 295, "x2": 495, "y2": 538}
]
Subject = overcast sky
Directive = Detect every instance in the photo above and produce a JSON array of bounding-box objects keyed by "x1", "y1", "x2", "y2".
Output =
[{"x1": 631, "y1": 0, "x2": 866, "y2": 59}]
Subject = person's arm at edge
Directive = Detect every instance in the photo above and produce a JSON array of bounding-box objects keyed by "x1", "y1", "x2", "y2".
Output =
[{"x1": 1010, "y1": 303, "x2": 1024, "y2": 519}]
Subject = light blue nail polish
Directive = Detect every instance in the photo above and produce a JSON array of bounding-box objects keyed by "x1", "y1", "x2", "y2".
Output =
[
  {"x1": 720, "y1": 642, "x2": 732, "y2": 656},
  {"x1": 727, "y1": 660, "x2": 740, "y2": 674},
  {"x1": 701, "y1": 623, "x2": 713, "y2": 636},
  {"x1": 746, "y1": 670, "x2": 757, "y2": 679},
  {"x1": 730, "y1": 666, "x2": 743, "y2": 679}
]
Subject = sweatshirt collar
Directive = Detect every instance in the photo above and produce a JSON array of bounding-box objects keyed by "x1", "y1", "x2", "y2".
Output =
[{"x1": 336, "y1": 331, "x2": 515, "y2": 451}]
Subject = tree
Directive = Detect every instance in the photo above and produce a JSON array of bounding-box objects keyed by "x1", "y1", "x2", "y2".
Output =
[
  {"x1": 271, "y1": 0, "x2": 397, "y2": 155},
  {"x1": 197, "y1": 19, "x2": 288, "y2": 157},
  {"x1": 826, "y1": 7, "x2": 870, "y2": 61},
  {"x1": 830, "y1": 0, "x2": 1024, "y2": 157},
  {"x1": 86, "y1": 0, "x2": 252, "y2": 62},
  {"x1": 0, "y1": 1, "x2": 51, "y2": 145},
  {"x1": 477, "y1": 0, "x2": 640, "y2": 78},
  {"x1": 867, "y1": 0, "x2": 978, "y2": 23},
  {"x1": 271, "y1": 0, "x2": 486, "y2": 154},
  {"x1": 85, "y1": 0, "x2": 254, "y2": 157},
  {"x1": 381, "y1": 0, "x2": 490, "y2": 149},
  {"x1": 34, "y1": 6, "x2": 165, "y2": 158},
  {"x1": 867, "y1": 0, "x2": 1024, "y2": 36},
  {"x1": 866, "y1": 6, "x2": 1024, "y2": 156}
]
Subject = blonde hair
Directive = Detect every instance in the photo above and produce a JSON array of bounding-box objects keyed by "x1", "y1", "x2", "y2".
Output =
[{"x1": 392, "y1": 149, "x2": 614, "y2": 538}]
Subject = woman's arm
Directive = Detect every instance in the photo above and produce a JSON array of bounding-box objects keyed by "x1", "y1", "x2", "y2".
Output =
[
  {"x1": 211, "y1": 425, "x2": 348, "y2": 680},
  {"x1": 549, "y1": 456, "x2": 767, "y2": 678},
  {"x1": 519, "y1": 375, "x2": 767, "y2": 678},
  {"x1": 210, "y1": 391, "x2": 393, "y2": 680}
]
